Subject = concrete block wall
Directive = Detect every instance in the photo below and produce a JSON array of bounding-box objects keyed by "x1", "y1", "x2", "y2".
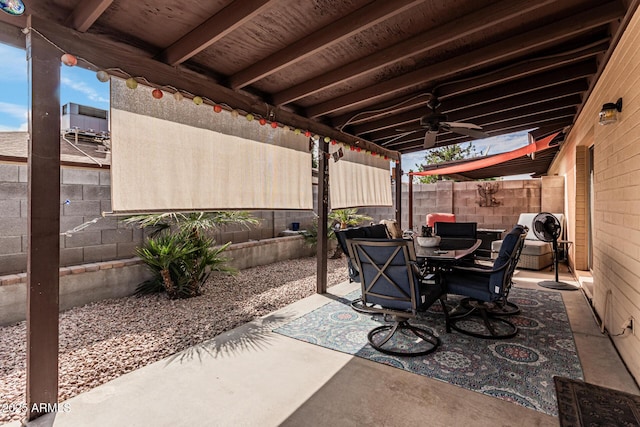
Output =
[
  {"x1": 1, "y1": 160, "x2": 563, "y2": 276},
  {"x1": 0, "y1": 164, "x2": 319, "y2": 275},
  {"x1": 359, "y1": 179, "x2": 552, "y2": 233},
  {"x1": 0, "y1": 164, "x2": 27, "y2": 274},
  {"x1": 0, "y1": 235, "x2": 314, "y2": 325},
  {"x1": 452, "y1": 180, "x2": 544, "y2": 230},
  {"x1": 0, "y1": 257, "x2": 151, "y2": 326},
  {"x1": 541, "y1": 175, "x2": 565, "y2": 213},
  {"x1": 368, "y1": 178, "x2": 558, "y2": 233}
]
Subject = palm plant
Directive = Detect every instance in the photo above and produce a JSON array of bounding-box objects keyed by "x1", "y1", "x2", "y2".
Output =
[
  {"x1": 328, "y1": 209, "x2": 372, "y2": 258},
  {"x1": 302, "y1": 209, "x2": 373, "y2": 258},
  {"x1": 123, "y1": 211, "x2": 259, "y2": 238},
  {"x1": 135, "y1": 233, "x2": 234, "y2": 298},
  {"x1": 126, "y1": 211, "x2": 257, "y2": 298},
  {"x1": 329, "y1": 208, "x2": 373, "y2": 230}
]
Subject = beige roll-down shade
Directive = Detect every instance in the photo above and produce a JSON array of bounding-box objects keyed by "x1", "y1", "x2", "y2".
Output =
[
  {"x1": 328, "y1": 144, "x2": 392, "y2": 209},
  {"x1": 109, "y1": 78, "x2": 313, "y2": 213}
]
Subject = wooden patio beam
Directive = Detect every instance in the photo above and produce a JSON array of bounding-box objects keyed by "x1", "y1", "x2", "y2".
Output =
[
  {"x1": 25, "y1": 20, "x2": 61, "y2": 421},
  {"x1": 229, "y1": 0, "x2": 424, "y2": 89},
  {"x1": 0, "y1": 16, "x2": 399, "y2": 161},
  {"x1": 370, "y1": 98, "x2": 581, "y2": 142},
  {"x1": 157, "y1": 0, "x2": 274, "y2": 66},
  {"x1": 351, "y1": 52, "x2": 602, "y2": 134},
  {"x1": 64, "y1": 0, "x2": 113, "y2": 32},
  {"x1": 366, "y1": 74, "x2": 591, "y2": 141},
  {"x1": 272, "y1": 0, "x2": 557, "y2": 106},
  {"x1": 435, "y1": 39, "x2": 609, "y2": 99},
  {"x1": 331, "y1": 41, "x2": 606, "y2": 130},
  {"x1": 305, "y1": 2, "x2": 624, "y2": 118},
  {"x1": 388, "y1": 116, "x2": 575, "y2": 152}
]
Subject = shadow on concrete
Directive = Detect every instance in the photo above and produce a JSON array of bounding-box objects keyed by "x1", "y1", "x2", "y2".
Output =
[{"x1": 166, "y1": 312, "x2": 296, "y2": 364}]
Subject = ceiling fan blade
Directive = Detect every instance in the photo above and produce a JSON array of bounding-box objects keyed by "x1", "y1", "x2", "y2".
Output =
[
  {"x1": 396, "y1": 125, "x2": 424, "y2": 132},
  {"x1": 424, "y1": 131, "x2": 438, "y2": 149},
  {"x1": 447, "y1": 126, "x2": 489, "y2": 139},
  {"x1": 442, "y1": 121, "x2": 483, "y2": 130}
]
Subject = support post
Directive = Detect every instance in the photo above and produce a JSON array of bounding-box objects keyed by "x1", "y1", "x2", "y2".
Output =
[
  {"x1": 408, "y1": 173, "x2": 414, "y2": 231},
  {"x1": 395, "y1": 158, "x2": 402, "y2": 228},
  {"x1": 316, "y1": 138, "x2": 329, "y2": 294},
  {"x1": 26, "y1": 20, "x2": 61, "y2": 420}
]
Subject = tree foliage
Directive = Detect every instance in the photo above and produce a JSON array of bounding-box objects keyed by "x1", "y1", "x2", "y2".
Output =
[{"x1": 416, "y1": 143, "x2": 477, "y2": 184}]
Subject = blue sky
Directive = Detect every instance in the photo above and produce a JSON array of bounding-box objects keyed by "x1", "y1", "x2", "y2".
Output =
[
  {"x1": 0, "y1": 41, "x2": 531, "y2": 177},
  {"x1": 400, "y1": 130, "x2": 533, "y2": 176},
  {"x1": 0, "y1": 43, "x2": 109, "y2": 131}
]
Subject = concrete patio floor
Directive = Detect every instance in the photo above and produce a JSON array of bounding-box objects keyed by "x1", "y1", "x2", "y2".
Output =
[{"x1": 6, "y1": 265, "x2": 639, "y2": 427}]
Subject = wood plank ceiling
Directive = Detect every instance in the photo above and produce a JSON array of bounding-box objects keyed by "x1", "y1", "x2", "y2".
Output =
[{"x1": 0, "y1": 0, "x2": 636, "y2": 170}]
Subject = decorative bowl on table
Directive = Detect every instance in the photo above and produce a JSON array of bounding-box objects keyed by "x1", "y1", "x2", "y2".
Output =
[{"x1": 416, "y1": 235, "x2": 441, "y2": 247}]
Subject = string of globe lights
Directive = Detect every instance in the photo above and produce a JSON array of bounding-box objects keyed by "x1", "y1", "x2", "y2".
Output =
[{"x1": 19, "y1": 24, "x2": 395, "y2": 164}]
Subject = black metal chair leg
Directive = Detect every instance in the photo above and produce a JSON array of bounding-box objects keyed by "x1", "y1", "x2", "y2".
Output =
[
  {"x1": 368, "y1": 319, "x2": 440, "y2": 357},
  {"x1": 459, "y1": 297, "x2": 521, "y2": 316},
  {"x1": 490, "y1": 300, "x2": 521, "y2": 316},
  {"x1": 350, "y1": 297, "x2": 378, "y2": 314},
  {"x1": 440, "y1": 298, "x2": 452, "y2": 333},
  {"x1": 447, "y1": 300, "x2": 518, "y2": 339}
]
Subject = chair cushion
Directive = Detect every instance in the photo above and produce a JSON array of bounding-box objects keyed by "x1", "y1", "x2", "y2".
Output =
[
  {"x1": 335, "y1": 224, "x2": 389, "y2": 253},
  {"x1": 335, "y1": 225, "x2": 391, "y2": 283},
  {"x1": 352, "y1": 239, "x2": 423, "y2": 310},
  {"x1": 446, "y1": 226, "x2": 525, "y2": 302},
  {"x1": 426, "y1": 213, "x2": 455, "y2": 227},
  {"x1": 446, "y1": 271, "x2": 494, "y2": 301},
  {"x1": 490, "y1": 225, "x2": 526, "y2": 292},
  {"x1": 370, "y1": 222, "x2": 394, "y2": 239},
  {"x1": 434, "y1": 222, "x2": 477, "y2": 238}
]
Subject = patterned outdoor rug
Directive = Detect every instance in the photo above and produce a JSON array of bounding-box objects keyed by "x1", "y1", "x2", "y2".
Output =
[
  {"x1": 554, "y1": 376, "x2": 640, "y2": 426},
  {"x1": 274, "y1": 288, "x2": 583, "y2": 416}
]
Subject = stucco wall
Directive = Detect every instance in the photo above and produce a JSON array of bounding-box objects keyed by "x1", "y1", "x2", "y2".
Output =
[{"x1": 548, "y1": 7, "x2": 640, "y2": 381}]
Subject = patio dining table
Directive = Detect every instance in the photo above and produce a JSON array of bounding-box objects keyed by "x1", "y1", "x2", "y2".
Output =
[{"x1": 414, "y1": 238, "x2": 482, "y2": 264}]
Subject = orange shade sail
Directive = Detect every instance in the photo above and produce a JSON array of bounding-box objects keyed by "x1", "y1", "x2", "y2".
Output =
[{"x1": 409, "y1": 132, "x2": 561, "y2": 177}]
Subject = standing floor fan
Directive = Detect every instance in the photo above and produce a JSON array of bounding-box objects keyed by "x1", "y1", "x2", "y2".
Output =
[{"x1": 532, "y1": 212, "x2": 577, "y2": 291}]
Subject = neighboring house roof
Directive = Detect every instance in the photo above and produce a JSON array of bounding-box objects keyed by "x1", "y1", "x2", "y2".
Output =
[{"x1": 0, "y1": 131, "x2": 110, "y2": 167}]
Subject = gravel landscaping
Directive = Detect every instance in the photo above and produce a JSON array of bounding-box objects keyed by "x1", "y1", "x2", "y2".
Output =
[{"x1": 0, "y1": 257, "x2": 348, "y2": 424}]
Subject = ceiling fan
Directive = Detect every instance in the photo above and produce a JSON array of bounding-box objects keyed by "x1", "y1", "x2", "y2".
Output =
[{"x1": 397, "y1": 97, "x2": 489, "y2": 149}]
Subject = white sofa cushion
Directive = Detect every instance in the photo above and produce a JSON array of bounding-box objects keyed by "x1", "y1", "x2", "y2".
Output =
[
  {"x1": 491, "y1": 213, "x2": 564, "y2": 270},
  {"x1": 492, "y1": 239, "x2": 552, "y2": 255}
]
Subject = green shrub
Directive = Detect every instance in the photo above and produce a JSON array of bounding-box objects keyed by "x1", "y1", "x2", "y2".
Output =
[{"x1": 125, "y1": 211, "x2": 257, "y2": 299}]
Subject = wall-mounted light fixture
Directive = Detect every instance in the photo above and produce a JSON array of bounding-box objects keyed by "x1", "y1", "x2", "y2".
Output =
[
  {"x1": 0, "y1": 0, "x2": 25, "y2": 15},
  {"x1": 599, "y1": 98, "x2": 623, "y2": 125}
]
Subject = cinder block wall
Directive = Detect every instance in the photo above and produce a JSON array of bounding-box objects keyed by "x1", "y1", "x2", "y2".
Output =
[
  {"x1": 452, "y1": 180, "x2": 544, "y2": 229},
  {"x1": 1, "y1": 161, "x2": 562, "y2": 275},
  {"x1": 0, "y1": 164, "x2": 318, "y2": 275},
  {"x1": 360, "y1": 178, "x2": 557, "y2": 233}
]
